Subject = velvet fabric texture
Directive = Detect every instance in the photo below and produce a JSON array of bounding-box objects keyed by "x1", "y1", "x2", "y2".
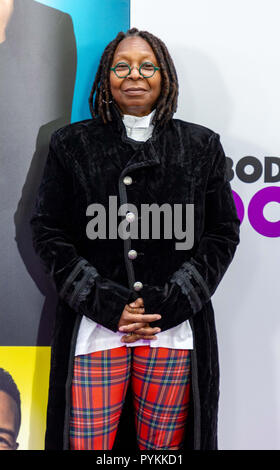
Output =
[{"x1": 30, "y1": 103, "x2": 240, "y2": 450}]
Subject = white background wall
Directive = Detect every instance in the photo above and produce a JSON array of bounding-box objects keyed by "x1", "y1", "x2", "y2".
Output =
[{"x1": 131, "y1": 0, "x2": 280, "y2": 450}]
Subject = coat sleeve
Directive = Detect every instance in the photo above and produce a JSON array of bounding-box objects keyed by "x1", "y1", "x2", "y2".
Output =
[
  {"x1": 30, "y1": 131, "x2": 133, "y2": 332},
  {"x1": 140, "y1": 132, "x2": 240, "y2": 332}
]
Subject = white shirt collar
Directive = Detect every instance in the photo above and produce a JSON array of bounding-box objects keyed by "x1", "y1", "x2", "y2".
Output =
[{"x1": 122, "y1": 109, "x2": 156, "y2": 129}]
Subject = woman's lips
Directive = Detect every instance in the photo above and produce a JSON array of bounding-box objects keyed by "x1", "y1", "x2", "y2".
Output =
[{"x1": 122, "y1": 88, "x2": 148, "y2": 95}]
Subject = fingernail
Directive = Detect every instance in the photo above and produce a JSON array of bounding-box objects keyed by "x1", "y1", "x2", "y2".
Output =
[
  {"x1": 119, "y1": 327, "x2": 125, "y2": 331},
  {"x1": 130, "y1": 302, "x2": 136, "y2": 307}
]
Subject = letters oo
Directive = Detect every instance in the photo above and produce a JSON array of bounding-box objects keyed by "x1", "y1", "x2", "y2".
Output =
[{"x1": 232, "y1": 187, "x2": 280, "y2": 237}]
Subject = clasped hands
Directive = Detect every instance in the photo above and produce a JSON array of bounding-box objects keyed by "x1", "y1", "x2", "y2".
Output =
[{"x1": 118, "y1": 297, "x2": 161, "y2": 344}]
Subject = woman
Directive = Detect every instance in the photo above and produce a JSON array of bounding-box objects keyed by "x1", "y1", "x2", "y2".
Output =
[{"x1": 30, "y1": 28, "x2": 240, "y2": 450}]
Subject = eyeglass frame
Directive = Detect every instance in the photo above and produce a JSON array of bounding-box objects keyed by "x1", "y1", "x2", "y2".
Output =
[{"x1": 110, "y1": 61, "x2": 160, "y2": 78}]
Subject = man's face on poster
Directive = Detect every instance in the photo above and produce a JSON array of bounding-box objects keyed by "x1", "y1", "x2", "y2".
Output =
[
  {"x1": 0, "y1": 390, "x2": 19, "y2": 450},
  {"x1": 0, "y1": 0, "x2": 14, "y2": 43}
]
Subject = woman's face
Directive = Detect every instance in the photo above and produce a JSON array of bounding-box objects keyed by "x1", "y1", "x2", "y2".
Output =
[{"x1": 109, "y1": 36, "x2": 162, "y2": 117}]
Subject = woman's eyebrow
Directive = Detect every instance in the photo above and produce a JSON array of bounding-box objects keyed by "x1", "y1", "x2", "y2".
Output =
[{"x1": 113, "y1": 53, "x2": 155, "y2": 61}]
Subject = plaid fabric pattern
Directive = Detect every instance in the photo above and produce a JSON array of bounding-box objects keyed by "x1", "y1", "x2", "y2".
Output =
[
  {"x1": 70, "y1": 347, "x2": 131, "y2": 450},
  {"x1": 69, "y1": 346, "x2": 191, "y2": 450},
  {"x1": 132, "y1": 346, "x2": 191, "y2": 450}
]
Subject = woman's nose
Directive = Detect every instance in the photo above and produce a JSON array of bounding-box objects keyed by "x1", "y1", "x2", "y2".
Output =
[{"x1": 128, "y1": 66, "x2": 142, "y2": 79}]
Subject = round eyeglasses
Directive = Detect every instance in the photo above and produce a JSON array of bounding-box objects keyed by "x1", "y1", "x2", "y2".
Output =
[{"x1": 110, "y1": 61, "x2": 160, "y2": 78}]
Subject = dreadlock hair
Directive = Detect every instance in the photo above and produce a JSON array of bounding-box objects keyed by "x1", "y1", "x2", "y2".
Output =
[
  {"x1": 89, "y1": 27, "x2": 179, "y2": 127},
  {"x1": 0, "y1": 368, "x2": 21, "y2": 436}
]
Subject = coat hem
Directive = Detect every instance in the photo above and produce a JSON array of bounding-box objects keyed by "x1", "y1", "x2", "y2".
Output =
[
  {"x1": 189, "y1": 316, "x2": 201, "y2": 449},
  {"x1": 63, "y1": 314, "x2": 82, "y2": 450}
]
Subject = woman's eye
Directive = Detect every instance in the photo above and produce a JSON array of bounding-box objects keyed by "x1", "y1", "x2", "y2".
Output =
[
  {"x1": 115, "y1": 64, "x2": 129, "y2": 70},
  {"x1": 141, "y1": 63, "x2": 154, "y2": 70}
]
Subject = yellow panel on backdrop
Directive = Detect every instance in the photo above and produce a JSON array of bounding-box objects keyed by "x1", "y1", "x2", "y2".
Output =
[{"x1": 0, "y1": 347, "x2": 51, "y2": 450}]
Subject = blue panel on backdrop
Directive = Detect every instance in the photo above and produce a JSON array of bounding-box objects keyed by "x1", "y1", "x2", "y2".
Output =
[{"x1": 36, "y1": 0, "x2": 130, "y2": 123}]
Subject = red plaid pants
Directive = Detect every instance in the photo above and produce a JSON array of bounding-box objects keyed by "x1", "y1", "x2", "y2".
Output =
[{"x1": 69, "y1": 346, "x2": 191, "y2": 450}]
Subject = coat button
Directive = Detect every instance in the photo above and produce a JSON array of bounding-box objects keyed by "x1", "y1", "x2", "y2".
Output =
[
  {"x1": 123, "y1": 175, "x2": 133, "y2": 185},
  {"x1": 133, "y1": 281, "x2": 143, "y2": 291},
  {"x1": 128, "y1": 249, "x2": 137, "y2": 260},
  {"x1": 126, "y1": 212, "x2": 136, "y2": 223}
]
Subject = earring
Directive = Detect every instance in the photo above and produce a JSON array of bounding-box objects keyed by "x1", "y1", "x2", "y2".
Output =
[{"x1": 102, "y1": 89, "x2": 113, "y2": 104}]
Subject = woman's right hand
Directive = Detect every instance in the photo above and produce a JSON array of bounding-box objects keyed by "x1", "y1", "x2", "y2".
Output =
[{"x1": 118, "y1": 297, "x2": 161, "y2": 341}]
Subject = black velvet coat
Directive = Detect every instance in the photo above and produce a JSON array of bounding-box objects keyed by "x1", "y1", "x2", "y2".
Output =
[{"x1": 30, "y1": 104, "x2": 240, "y2": 451}]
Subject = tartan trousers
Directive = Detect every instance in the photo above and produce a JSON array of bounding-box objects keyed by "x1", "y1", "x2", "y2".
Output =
[{"x1": 69, "y1": 346, "x2": 191, "y2": 450}]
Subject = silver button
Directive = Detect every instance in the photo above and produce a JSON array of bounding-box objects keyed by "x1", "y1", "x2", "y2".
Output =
[
  {"x1": 123, "y1": 175, "x2": 133, "y2": 185},
  {"x1": 128, "y1": 249, "x2": 137, "y2": 260},
  {"x1": 126, "y1": 212, "x2": 135, "y2": 223},
  {"x1": 133, "y1": 281, "x2": 143, "y2": 291}
]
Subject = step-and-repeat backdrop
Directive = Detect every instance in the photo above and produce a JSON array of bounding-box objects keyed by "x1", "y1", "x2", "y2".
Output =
[{"x1": 0, "y1": 0, "x2": 279, "y2": 450}]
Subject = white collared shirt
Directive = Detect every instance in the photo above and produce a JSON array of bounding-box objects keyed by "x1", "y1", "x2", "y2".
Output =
[
  {"x1": 74, "y1": 110, "x2": 193, "y2": 356},
  {"x1": 122, "y1": 109, "x2": 156, "y2": 141}
]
